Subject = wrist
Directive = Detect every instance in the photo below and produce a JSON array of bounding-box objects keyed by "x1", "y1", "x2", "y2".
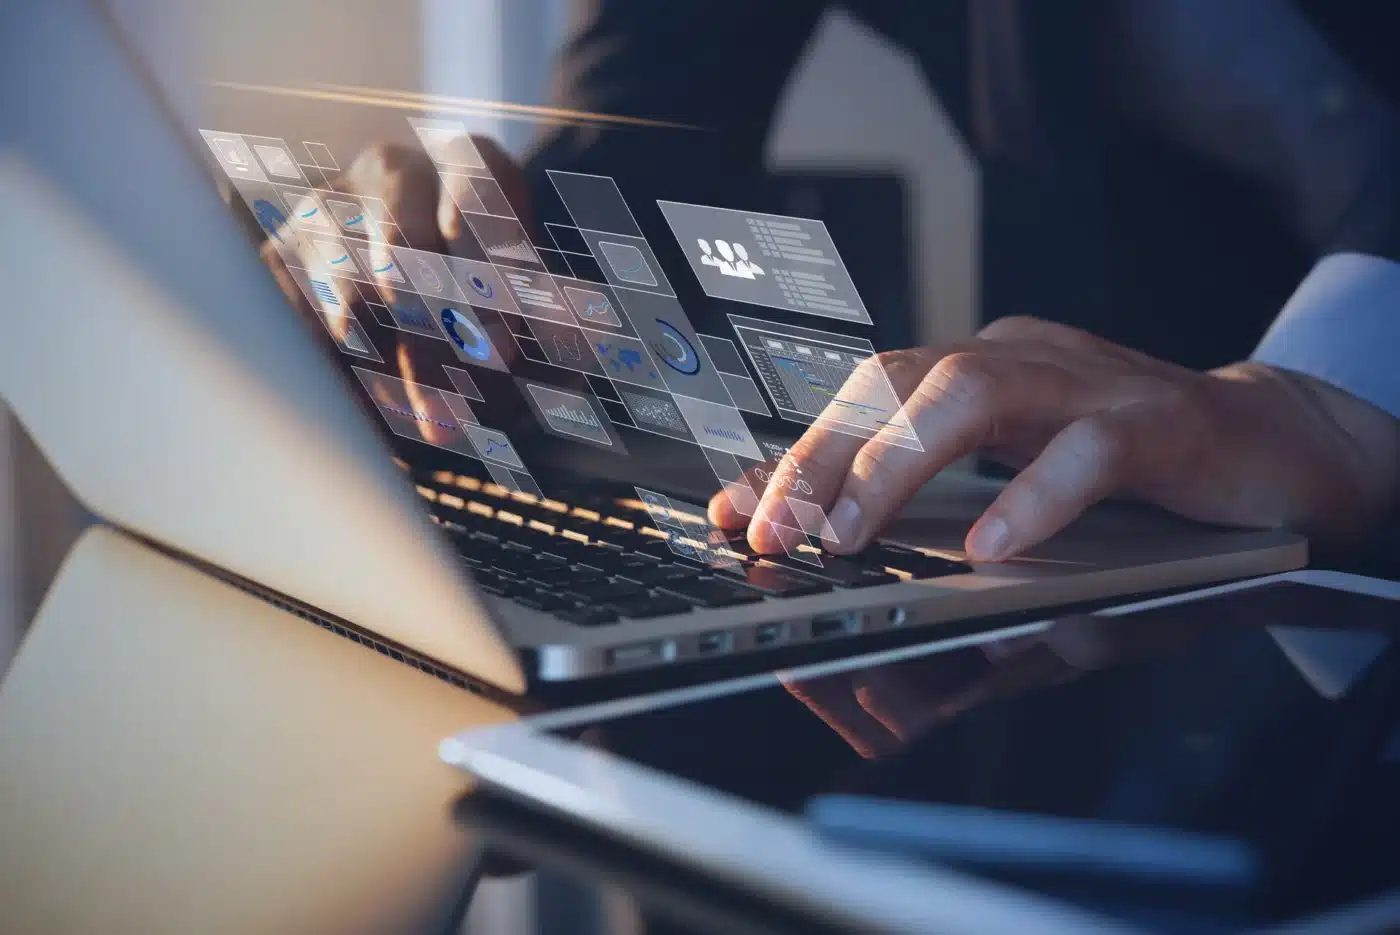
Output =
[{"x1": 1210, "y1": 362, "x2": 1400, "y2": 543}]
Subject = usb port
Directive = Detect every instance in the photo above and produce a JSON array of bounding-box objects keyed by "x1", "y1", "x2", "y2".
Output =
[
  {"x1": 607, "y1": 639, "x2": 677, "y2": 669},
  {"x1": 696, "y1": 630, "x2": 733, "y2": 656},
  {"x1": 754, "y1": 621, "x2": 789, "y2": 647},
  {"x1": 811, "y1": 612, "x2": 862, "y2": 639}
]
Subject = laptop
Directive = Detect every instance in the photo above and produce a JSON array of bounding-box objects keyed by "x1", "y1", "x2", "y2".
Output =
[{"x1": 0, "y1": 0, "x2": 1305, "y2": 697}]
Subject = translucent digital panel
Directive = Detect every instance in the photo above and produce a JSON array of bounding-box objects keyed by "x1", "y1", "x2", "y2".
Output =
[
  {"x1": 702, "y1": 449, "x2": 760, "y2": 517},
  {"x1": 696, "y1": 333, "x2": 750, "y2": 375},
  {"x1": 242, "y1": 134, "x2": 308, "y2": 183},
  {"x1": 720, "y1": 373, "x2": 773, "y2": 417},
  {"x1": 310, "y1": 235, "x2": 369, "y2": 283},
  {"x1": 383, "y1": 291, "x2": 443, "y2": 340},
  {"x1": 442, "y1": 256, "x2": 522, "y2": 315},
  {"x1": 519, "y1": 381, "x2": 629, "y2": 453},
  {"x1": 441, "y1": 172, "x2": 488, "y2": 214},
  {"x1": 579, "y1": 230, "x2": 674, "y2": 296},
  {"x1": 498, "y1": 268, "x2": 574, "y2": 325},
  {"x1": 544, "y1": 222, "x2": 591, "y2": 254},
  {"x1": 657, "y1": 200, "x2": 872, "y2": 325},
  {"x1": 672, "y1": 395, "x2": 763, "y2": 460},
  {"x1": 352, "y1": 367, "x2": 479, "y2": 457},
  {"x1": 633, "y1": 488, "x2": 741, "y2": 571},
  {"x1": 485, "y1": 463, "x2": 545, "y2": 498},
  {"x1": 546, "y1": 170, "x2": 644, "y2": 238},
  {"x1": 277, "y1": 185, "x2": 332, "y2": 232},
  {"x1": 463, "y1": 425, "x2": 525, "y2": 469},
  {"x1": 407, "y1": 117, "x2": 491, "y2": 176},
  {"x1": 393, "y1": 246, "x2": 467, "y2": 303},
  {"x1": 442, "y1": 365, "x2": 485, "y2": 402},
  {"x1": 433, "y1": 303, "x2": 512, "y2": 372},
  {"x1": 559, "y1": 279, "x2": 629, "y2": 331},
  {"x1": 466, "y1": 213, "x2": 545, "y2": 271},
  {"x1": 301, "y1": 141, "x2": 339, "y2": 171},
  {"x1": 613, "y1": 289, "x2": 732, "y2": 406},
  {"x1": 321, "y1": 195, "x2": 373, "y2": 239},
  {"x1": 582, "y1": 329, "x2": 668, "y2": 392},
  {"x1": 616, "y1": 385, "x2": 695, "y2": 442},
  {"x1": 728, "y1": 315, "x2": 920, "y2": 451},
  {"x1": 785, "y1": 496, "x2": 839, "y2": 543},
  {"x1": 468, "y1": 176, "x2": 516, "y2": 218},
  {"x1": 200, "y1": 130, "x2": 267, "y2": 182},
  {"x1": 524, "y1": 319, "x2": 606, "y2": 376}
]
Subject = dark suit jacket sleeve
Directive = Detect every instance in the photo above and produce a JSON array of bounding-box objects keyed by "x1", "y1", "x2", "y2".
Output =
[
  {"x1": 521, "y1": 0, "x2": 826, "y2": 218},
  {"x1": 1100, "y1": 0, "x2": 1400, "y2": 261}
]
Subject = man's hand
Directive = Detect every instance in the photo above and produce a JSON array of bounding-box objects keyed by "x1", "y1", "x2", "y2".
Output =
[{"x1": 711, "y1": 317, "x2": 1400, "y2": 561}]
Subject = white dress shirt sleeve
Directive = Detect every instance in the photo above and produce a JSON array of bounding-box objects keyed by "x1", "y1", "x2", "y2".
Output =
[{"x1": 1253, "y1": 253, "x2": 1400, "y2": 419}]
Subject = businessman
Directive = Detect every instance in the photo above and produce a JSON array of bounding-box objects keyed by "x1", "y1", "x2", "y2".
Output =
[{"x1": 271, "y1": 0, "x2": 1400, "y2": 562}]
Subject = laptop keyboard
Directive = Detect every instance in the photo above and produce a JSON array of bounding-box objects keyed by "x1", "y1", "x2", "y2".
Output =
[{"x1": 417, "y1": 474, "x2": 971, "y2": 627}]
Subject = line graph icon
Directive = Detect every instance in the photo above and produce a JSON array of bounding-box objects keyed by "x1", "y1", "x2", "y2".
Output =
[{"x1": 563, "y1": 285, "x2": 623, "y2": 327}]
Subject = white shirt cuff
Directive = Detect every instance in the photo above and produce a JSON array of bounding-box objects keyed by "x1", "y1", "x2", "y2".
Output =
[{"x1": 1253, "y1": 253, "x2": 1400, "y2": 419}]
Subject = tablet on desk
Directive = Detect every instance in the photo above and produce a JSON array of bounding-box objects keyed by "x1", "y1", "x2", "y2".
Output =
[{"x1": 443, "y1": 571, "x2": 1400, "y2": 934}]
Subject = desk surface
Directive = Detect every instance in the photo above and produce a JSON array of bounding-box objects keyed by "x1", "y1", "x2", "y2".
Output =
[
  {"x1": 6, "y1": 527, "x2": 1399, "y2": 935},
  {"x1": 0, "y1": 525, "x2": 514, "y2": 934}
]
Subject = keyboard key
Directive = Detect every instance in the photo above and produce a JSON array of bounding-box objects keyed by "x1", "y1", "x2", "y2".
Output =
[
  {"x1": 514, "y1": 594, "x2": 573, "y2": 613},
  {"x1": 555, "y1": 606, "x2": 619, "y2": 627},
  {"x1": 606, "y1": 595, "x2": 693, "y2": 619},
  {"x1": 596, "y1": 530, "x2": 669, "y2": 552},
  {"x1": 855, "y1": 543, "x2": 971, "y2": 579},
  {"x1": 537, "y1": 540, "x2": 598, "y2": 564},
  {"x1": 655, "y1": 579, "x2": 765, "y2": 608},
  {"x1": 718, "y1": 563, "x2": 834, "y2": 597},
  {"x1": 763, "y1": 555, "x2": 900, "y2": 589},
  {"x1": 500, "y1": 528, "x2": 555, "y2": 551},
  {"x1": 717, "y1": 533, "x2": 762, "y2": 560},
  {"x1": 573, "y1": 551, "x2": 655, "y2": 574},
  {"x1": 564, "y1": 580, "x2": 648, "y2": 602},
  {"x1": 527, "y1": 570, "x2": 605, "y2": 590},
  {"x1": 613, "y1": 563, "x2": 700, "y2": 587}
]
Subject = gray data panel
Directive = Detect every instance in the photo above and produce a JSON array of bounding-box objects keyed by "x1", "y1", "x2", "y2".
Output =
[
  {"x1": 578, "y1": 230, "x2": 675, "y2": 296},
  {"x1": 610, "y1": 288, "x2": 732, "y2": 406},
  {"x1": 657, "y1": 200, "x2": 872, "y2": 325},
  {"x1": 519, "y1": 381, "x2": 628, "y2": 453},
  {"x1": 352, "y1": 367, "x2": 478, "y2": 458},
  {"x1": 443, "y1": 256, "x2": 522, "y2": 315}
]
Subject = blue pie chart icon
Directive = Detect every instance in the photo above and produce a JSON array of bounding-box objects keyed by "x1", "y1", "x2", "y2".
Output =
[
  {"x1": 651, "y1": 318, "x2": 700, "y2": 375},
  {"x1": 441, "y1": 307, "x2": 493, "y2": 361}
]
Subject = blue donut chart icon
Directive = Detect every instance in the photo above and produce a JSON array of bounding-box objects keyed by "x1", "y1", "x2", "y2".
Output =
[
  {"x1": 651, "y1": 318, "x2": 700, "y2": 375},
  {"x1": 467, "y1": 274, "x2": 495, "y2": 300},
  {"x1": 441, "y1": 307, "x2": 493, "y2": 361}
]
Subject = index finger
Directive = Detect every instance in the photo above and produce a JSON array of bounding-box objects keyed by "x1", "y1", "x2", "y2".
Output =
[{"x1": 746, "y1": 347, "x2": 944, "y2": 552}]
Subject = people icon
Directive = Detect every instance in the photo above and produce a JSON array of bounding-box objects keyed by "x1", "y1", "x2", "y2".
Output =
[
  {"x1": 715, "y1": 240, "x2": 742, "y2": 277},
  {"x1": 698, "y1": 237, "x2": 737, "y2": 276},
  {"x1": 699, "y1": 238, "x2": 765, "y2": 279},
  {"x1": 698, "y1": 238, "x2": 718, "y2": 268},
  {"x1": 733, "y1": 242, "x2": 764, "y2": 278}
]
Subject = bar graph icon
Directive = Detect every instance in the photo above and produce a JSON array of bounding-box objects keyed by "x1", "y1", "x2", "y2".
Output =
[
  {"x1": 526, "y1": 383, "x2": 614, "y2": 447},
  {"x1": 545, "y1": 403, "x2": 601, "y2": 429},
  {"x1": 310, "y1": 278, "x2": 339, "y2": 306}
]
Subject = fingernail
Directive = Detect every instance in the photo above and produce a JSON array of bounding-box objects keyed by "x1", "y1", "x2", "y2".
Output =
[
  {"x1": 824, "y1": 497, "x2": 863, "y2": 551},
  {"x1": 968, "y1": 516, "x2": 1010, "y2": 561},
  {"x1": 746, "y1": 498, "x2": 774, "y2": 546}
]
